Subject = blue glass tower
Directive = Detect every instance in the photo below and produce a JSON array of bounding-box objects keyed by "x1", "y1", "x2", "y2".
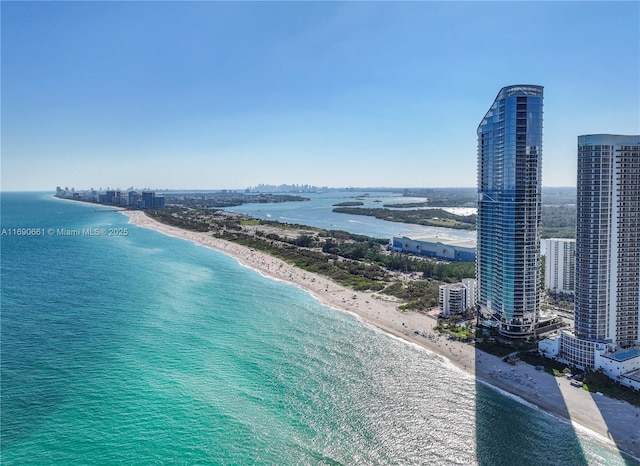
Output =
[{"x1": 476, "y1": 85, "x2": 543, "y2": 338}]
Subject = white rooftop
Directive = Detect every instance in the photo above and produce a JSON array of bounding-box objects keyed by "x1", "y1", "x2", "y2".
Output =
[{"x1": 396, "y1": 235, "x2": 477, "y2": 249}]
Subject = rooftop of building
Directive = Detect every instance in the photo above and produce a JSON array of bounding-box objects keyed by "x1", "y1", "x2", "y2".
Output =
[
  {"x1": 394, "y1": 235, "x2": 477, "y2": 249},
  {"x1": 601, "y1": 348, "x2": 640, "y2": 362},
  {"x1": 577, "y1": 134, "x2": 640, "y2": 145},
  {"x1": 496, "y1": 84, "x2": 544, "y2": 99},
  {"x1": 439, "y1": 283, "x2": 467, "y2": 290}
]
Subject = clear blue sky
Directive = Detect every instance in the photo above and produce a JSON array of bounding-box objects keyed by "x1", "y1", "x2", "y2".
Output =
[{"x1": 2, "y1": 1, "x2": 638, "y2": 191}]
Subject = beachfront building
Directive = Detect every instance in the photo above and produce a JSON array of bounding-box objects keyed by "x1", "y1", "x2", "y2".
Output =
[
  {"x1": 541, "y1": 135, "x2": 640, "y2": 386},
  {"x1": 543, "y1": 238, "x2": 575, "y2": 295},
  {"x1": 439, "y1": 284, "x2": 466, "y2": 316},
  {"x1": 574, "y1": 135, "x2": 640, "y2": 350},
  {"x1": 595, "y1": 349, "x2": 640, "y2": 390},
  {"x1": 390, "y1": 236, "x2": 476, "y2": 262},
  {"x1": 128, "y1": 191, "x2": 142, "y2": 207},
  {"x1": 141, "y1": 191, "x2": 166, "y2": 208},
  {"x1": 476, "y1": 85, "x2": 543, "y2": 338},
  {"x1": 542, "y1": 333, "x2": 640, "y2": 389},
  {"x1": 142, "y1": 191, "x2": 156, "y2": 208},
  {"x1": 462, "y1": 278, "x2": 476, "y2": 310},
  {"x1": 439, "y1": 278, "x2": 477, "y2": 316}
]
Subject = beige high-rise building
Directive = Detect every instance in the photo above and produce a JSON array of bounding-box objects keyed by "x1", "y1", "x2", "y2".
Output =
[{"x1": 574, "y1": 135, "x2": 640, "y2": 348}]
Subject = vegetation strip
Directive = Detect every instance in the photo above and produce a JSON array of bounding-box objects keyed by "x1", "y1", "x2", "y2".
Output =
[{"x1": 332, "y1": 206, "x2": 477, "y2": 230}]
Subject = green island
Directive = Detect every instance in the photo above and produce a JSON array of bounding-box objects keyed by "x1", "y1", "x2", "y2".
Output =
[
  {"x1": 382, "y1": 201, "x2": 432, "y2": 208},
  {"x1": 332, "y1": 207, "x2": 477, "y2": 230},
  {"x1": 332, "y1": 204, "x2": 576, "y2": 238},
  {"x1": 332, "y1": 201, "x2": 364, "y2": 206}
]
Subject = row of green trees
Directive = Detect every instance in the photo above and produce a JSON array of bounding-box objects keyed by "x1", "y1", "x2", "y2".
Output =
[
  {"x1": 218, "y1": 231, "x2": 390, "y2": 292},
  {"x1": 219, "y1": 228, "x2": 476, "y2": 310},
  {"x1": 146, "y1": 208, "x2": 211, "y2": 232},
  {"x1": 540, "y1": 205, "x2": 576, "y2": 238},
  {"x1": 262, "y1": 230, "x2": 475, "y2": 283}
]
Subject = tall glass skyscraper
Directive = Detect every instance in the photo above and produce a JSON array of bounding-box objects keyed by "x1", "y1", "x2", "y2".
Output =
[
  {"x1": 476, "y1": 85, "x2": 543, "y2": 338},
  {"x1": 575, "y1": 134, "x2": 640, "y2": 348}
]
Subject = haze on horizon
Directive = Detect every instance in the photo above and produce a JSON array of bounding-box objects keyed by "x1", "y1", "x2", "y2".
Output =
[{"x1": 1, "y1": 2, "x2": 638, "y2": 192}]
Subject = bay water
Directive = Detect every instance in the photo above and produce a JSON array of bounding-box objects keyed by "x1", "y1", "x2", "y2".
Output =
[
  {"x1": 223, "y1": 191, "x2": 477, "y2": 242},
  {"x1": 1, "y1": 193, "x2": 632, "y2": 465}
]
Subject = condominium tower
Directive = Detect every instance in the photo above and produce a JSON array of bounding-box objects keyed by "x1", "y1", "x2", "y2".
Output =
[
  {"x1": 574, "y1": 134, "x2": 640, "y2": 349},
  {"x1": 543, "y1": 238, "x2": 575, "y2": 295},
  {"x1": 476, "y1": 85, "x2": 543, "y2": 338}
]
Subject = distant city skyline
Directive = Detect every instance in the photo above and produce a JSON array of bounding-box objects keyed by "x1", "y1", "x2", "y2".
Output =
[{"x1": 2, "y1": 1, "x2": 639, "y2": 191}]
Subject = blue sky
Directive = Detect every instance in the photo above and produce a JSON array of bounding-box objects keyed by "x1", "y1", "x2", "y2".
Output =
[{"x1": 2, "y1": 1, "x2": 638, "y2": 191}]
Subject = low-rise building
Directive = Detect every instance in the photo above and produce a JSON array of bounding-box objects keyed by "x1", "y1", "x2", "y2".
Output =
[
  {"x1": 538, "y1": 331, "x2": 640, "y2": 390},
  {"x1": 596, "y1": 349, "x2": 640, "y2": 390},
  {"x1": 439, "y1": 279, "x2": 476, "y2": 316},
  {"x1": 439, "y1": 283, "x2": 466, "y2": 316},
  {"x1": 390, "y1": 236, "x2": 476, "y2": 262}
]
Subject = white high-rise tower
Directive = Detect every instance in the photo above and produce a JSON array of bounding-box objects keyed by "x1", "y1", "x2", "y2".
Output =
[{"x1": 574, "y1": 135, "x2": 640, "y2": 349}]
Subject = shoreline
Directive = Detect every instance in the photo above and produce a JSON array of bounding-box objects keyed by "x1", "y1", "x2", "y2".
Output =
[{"x1": 122, "y1": 210, "x2": 640, "y2": 461}]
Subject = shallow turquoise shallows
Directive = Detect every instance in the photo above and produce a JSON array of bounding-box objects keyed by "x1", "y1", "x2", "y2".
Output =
[{"x1": 0, "y1": 193, "x2": 630, "y2": 465}]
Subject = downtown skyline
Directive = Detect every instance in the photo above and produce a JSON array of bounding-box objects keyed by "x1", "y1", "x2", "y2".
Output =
[{"x1": 2, "y1": 1, "x2": 639, "y2": 191}]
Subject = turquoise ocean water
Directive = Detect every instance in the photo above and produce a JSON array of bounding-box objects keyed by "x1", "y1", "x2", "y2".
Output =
[{"x1": 1, "y1": 193, "x2": 635, "y2": 465}]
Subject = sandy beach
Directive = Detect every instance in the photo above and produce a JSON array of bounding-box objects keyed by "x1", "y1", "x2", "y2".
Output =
[{"x1": 123, "y1": 210, "x2": 640, "y2": 461}]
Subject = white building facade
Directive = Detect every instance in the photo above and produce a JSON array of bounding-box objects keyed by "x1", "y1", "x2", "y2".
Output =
[
  {"x1": 461, "y1": 278, "x2": 477, "y2": 310},
  {"x1": 573, "y1": 135, "x2": 640, "y2": 350},
  {"x1": 543, "y1": 238, "x2": 575, "y2": 295},
  {"x1": 541, "y1": 135, "x2": 640, "y2": 384},
  {"x1": 439, "y1": 279, "x2": 477, "y2": 316},
  {"x1": 439, "y1": 284, "x2": 466, "y2": 316}
]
